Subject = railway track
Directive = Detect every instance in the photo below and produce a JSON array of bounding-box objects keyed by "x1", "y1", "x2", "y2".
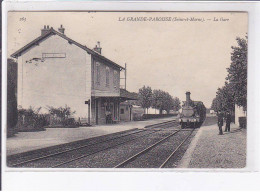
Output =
[
  {"x1": 113, "y1": 126, "x2": 194, "y2": 168},
  {"x1": 7, "y1": 128, "x2": 142, "y2": 166},
  {"x1": 9, "y1": 129, "x2": 157, "y2": 168},
  {"x1": 8, "y1": 120, "x2": 192, "y2": 168},
  {"x1": 56, "y1": 122, "x2": 190, "y2": 168},
  {"x1": 51, "y1": 129, "x2": 160, "y2": 168},
  {"x1": 159, "y1": 128, "x2": 194, "y2": 168},
  {"x1": 53, "y1": 121, "x2": 180, "y2": 168},
  {"x1": 144, "y1": 120, "x2": 177, "y2": 129}
]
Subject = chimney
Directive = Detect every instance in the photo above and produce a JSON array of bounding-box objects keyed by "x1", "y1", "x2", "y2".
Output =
[
  {"x1": 58, "y1": 24, "x2": 65, "y2": 34},
  {"x1": 93, "y1": 41, "x2": 102, "y2": 54},
  {"x1": 41, "y1": 25, "x2": 50, "y2": 36},
  {"x1": 185, "y1": 91, "x2": 191, "y2": 106}
]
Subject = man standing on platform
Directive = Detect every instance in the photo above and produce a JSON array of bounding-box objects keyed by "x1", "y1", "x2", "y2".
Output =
[
  {"x1": 105, "y1": 109, "x2": 110, "y2": 124},
  {"x1": 217, "y1": 111, "x2": 224, "y2": 135},
  {"x1": 225, "y1": 111, "x2": 232, "y2": 132}
]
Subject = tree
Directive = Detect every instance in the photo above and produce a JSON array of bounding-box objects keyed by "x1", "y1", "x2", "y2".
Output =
[
  {"x1": 226, "y1": 36, "x2": 247, "y2": 111},
  {"x1": 172, "y1": 97, "x2": 181, "y2": 111},
  {"x1": 7, "y1": 58, "x2": 18, "y2": 135},
  {"x1": 211, "y1": 97, "x2": 220, "y2": 112},
  {"x1": 47, "y1": 105, "x2": 76, "y2": 120},
  {"x1": 161, "y1": 91, "x2": 174, "y2": 114},
  {"x1": 138, "y1": 86, "x2": 153, "y2": 114},
  {"x1": 152, "y1": 90, "x2": 180, "y2": 114},
  {"x1": 152, "y1": 89, "x2": 164, "y2": 114},
  {"x1": 212, "y1": 35, "x2": 247, "y2": 113},
  {"x1": 211, "y1": 82, "x2": 235, "y2": 112},
  {"x1": 152, "y1": 90, "x2": 172, "y2": 114}
]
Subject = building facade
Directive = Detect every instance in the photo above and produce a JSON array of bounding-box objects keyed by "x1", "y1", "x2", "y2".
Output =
[
  {"x1": 11, "y1": 25, "x2": 136, "y2": 125},
  {"x1": 235, "y1": 104, "x2": 247, "y2": 126},
  {"x1": 119, "y1": 101, "x2": 133, "y2": 122}
]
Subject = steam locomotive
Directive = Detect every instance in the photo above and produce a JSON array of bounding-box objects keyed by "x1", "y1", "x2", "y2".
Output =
[{"x1": 179, "y1": 91, "x2": 206, "y2": 129}]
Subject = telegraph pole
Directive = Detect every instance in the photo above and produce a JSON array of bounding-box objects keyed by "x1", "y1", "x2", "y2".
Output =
[
  {"x1": 120, "y1": 63, "x2": 127, "y2": 89},
  {"x1": 125, "y1": 63, "x2": 127, "y2": 90}
]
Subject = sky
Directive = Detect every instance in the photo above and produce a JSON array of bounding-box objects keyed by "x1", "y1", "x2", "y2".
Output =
[{"x1": 8, "y1": 12, "x2": 248, "y2": 108}]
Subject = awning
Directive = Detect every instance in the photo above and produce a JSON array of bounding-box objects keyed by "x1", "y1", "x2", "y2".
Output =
[{"x1": 120, "y1": 89, "x2": 138, "y2": 100}]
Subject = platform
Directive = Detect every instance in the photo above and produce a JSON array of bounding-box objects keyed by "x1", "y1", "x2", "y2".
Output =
[
  {"x1": 178, "y1": 123, "x2": 247, "y2": 168},
  {"x1": 6, "y1": 116, "x2": 177, "y2": 156}
]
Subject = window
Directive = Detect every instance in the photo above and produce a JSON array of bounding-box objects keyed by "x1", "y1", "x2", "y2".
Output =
[
  {"x1": 126, "y1": 106, "x2": 129, "y2": 111},
  {"x1": 113, "y1": 70, "x2": 118, "y2": 88},
  {"x1": 96, "y1": 62, "x2": 100, "y2": 85},
  {"x1": 106, "y1": 67, "x2": 110, "y2": 87},
  {"x1": 120, "y1": 108, "x2": 124, "y2": 114}
]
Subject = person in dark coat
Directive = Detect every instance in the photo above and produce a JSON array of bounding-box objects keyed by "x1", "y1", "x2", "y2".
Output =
[
  {"x1": 105, "y1": 109, "x2": 110, "y2": 124},
  {"x1": 217, "y1": 111, "x2": 224, "y2": 135},
  {"x1": 225, "y1": 111, "x2": 232, "y2": 132}
]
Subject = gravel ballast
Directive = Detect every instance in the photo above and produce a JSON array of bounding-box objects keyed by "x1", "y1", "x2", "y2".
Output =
[
  {"x1": 58, "y1": 130, "x2": 173, "y2": 168},
  {"x1": 8, "y1": 128, "x2": 141, "y2": 166},
  {"x1": 9, "y1": 120, "x2": 203, "y2": 168},
  {"x1": 16, "y1": 129, "x2": 154, "y2": 168},
  {"x1": 121, "y1": 130, "x2": 193, "y2": 168}
]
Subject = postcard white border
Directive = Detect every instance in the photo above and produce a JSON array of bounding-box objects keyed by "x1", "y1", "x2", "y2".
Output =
[{"x1": 2, "y1": 0, "x2": 260, "y2": 190}]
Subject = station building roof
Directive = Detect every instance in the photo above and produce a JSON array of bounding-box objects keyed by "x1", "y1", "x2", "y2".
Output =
[{"x1": 11, "y1": 27, "x2": 125, "y2": 70}]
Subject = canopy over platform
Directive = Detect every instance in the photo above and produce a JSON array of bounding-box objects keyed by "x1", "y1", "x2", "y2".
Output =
[
  {"x1": 120, "y1": 89, "x2": 138, "y2": 100},
  {"x1": 91, "y1": 89, "x2": 137, "y2": 101}
]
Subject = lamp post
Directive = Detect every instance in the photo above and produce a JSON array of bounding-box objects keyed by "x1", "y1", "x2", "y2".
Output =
[{"x1": 85, "y1": 100, "x2": 90, "y2": 125}]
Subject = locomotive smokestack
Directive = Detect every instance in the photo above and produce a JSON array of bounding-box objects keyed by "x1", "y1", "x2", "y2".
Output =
[{"x1": 186, "y1": 91, "x2": 191, "y2": 106}]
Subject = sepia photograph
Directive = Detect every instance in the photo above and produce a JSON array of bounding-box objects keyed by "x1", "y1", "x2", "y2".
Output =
[{"x1": 6, "y1": 11, "x2": 248, "y2": 169}]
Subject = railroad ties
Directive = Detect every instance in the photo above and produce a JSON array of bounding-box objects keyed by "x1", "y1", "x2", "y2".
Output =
[{"x1": 7, "y1": 120, "x2": 197, "y2": 168}]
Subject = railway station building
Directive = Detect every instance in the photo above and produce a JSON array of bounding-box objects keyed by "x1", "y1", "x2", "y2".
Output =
[{"x1": 11, "y1": 25, "x2": 137, "y2": 125}]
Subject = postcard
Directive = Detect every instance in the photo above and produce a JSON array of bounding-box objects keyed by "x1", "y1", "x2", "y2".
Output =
[{"x1": 5, "y1": 11, "x2": 248, "y2": 169}]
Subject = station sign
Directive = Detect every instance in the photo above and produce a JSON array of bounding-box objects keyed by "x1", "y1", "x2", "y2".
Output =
[{"x1": 42, "y1": 53, "x2": 66, "y2": 58}]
